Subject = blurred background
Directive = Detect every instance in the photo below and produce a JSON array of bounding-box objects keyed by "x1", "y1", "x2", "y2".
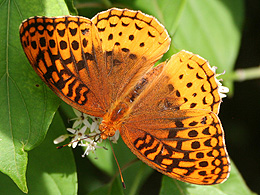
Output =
[{"x1": 221, "y1": 0, "x2": 260, "y2": 193}]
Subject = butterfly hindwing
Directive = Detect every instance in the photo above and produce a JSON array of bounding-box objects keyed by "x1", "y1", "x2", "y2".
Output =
[{"x1": 119, "y1": 51, "x2": 230, "y2": 185}]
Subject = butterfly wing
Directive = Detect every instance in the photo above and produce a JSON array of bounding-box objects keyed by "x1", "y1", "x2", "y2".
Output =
[
  {"x1": 92, "y1": 8, "x2": 171, "y2": 107},
  {"x1": 20, "y1": 16, "x2": 109, "y2": 116},
  {"x1": 20, "y1": 8, "x2": 170, "y2": 116},
  {"x1": 119, "y1": 51, "x2": 230, "y2": 185}
]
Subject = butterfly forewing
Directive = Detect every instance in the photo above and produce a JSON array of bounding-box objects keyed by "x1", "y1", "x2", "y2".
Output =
[
  {"x1": 20, "y1": 16, "x2": 107, "y2": 116},
  {"x1": 91, "y1": 8, "x2": 171, "y2": 106}
]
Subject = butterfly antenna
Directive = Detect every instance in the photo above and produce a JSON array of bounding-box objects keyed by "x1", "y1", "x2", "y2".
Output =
[
  {"x1": 109, "y1": 140, "x2": 126, "y2": 189},
  {"x1": 56, "y1": 138, "x2": 80, "y2": 149}
]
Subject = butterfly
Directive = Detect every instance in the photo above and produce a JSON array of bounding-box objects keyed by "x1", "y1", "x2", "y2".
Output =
[{"x1": 19, "y1": 8, "x2": 230, "y2": 185}]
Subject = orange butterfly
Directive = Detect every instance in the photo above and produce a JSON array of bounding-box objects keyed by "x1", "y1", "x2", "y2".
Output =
[{"x1": 19, "y1": 8, "x2": 230, "y2": 185}]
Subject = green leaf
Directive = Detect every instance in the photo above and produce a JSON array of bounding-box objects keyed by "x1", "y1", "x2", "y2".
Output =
[
  {"x1": 160, "y1": 177, "x2": 227, "y2": 195},
  {"x1": 159, "y1": 161, "x2": 254, "y2": 195},
  {"x1": 85, "y1": 137, "x2": 153, "y2": 194},
  {"x1": 173, "y1": 0, "x2": 244, "y2": 73},
  {"x1": 114, "y1": 139, "x2": 153, "y2": 195},
  {"x1": 89, "y1": 185, "x2": 110, "y2": 195},
  {"x1": 218, "y1": 161, "x2": 256, "y2": 195},
  {"x1": 89, "y1": 177, "x2": 124, "y2": 195},
  {"x1": 109, "y1": 177, "x2": 125, "y2": 195},
  {"x1": 0, "y1": 0, "x2": 69, "y2": 192},
  {"x1": 65, "y1": 0, "x2": 78, "y2": 15},
  {"x1": 125, "y1": 162, "x2": 154, "y2": 195},
  {"x1": 134, "y1": 0, "x2": 186, "y2": 36},
  {"x1": 87, "y1": 140, "x2": 114, "y2": 176},
  {"x1": 0, "y1": 112, "x2": 77, "y2": 194}
]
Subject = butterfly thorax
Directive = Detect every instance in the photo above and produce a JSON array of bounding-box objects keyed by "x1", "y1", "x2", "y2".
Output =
[
  {"x1": 99, "y1": 102, "x2": 129, "y2": 139},
  {"x1": 99, "y1": 65, "x2": 164, "y2": 139}
]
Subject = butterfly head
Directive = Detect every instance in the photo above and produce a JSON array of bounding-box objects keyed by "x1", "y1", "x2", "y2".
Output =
[{"x1": 99, "y1": 121, "x2": 117, "y2": 140}]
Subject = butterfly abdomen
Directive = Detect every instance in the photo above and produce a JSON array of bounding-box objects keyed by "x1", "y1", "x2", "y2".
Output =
[{"x1": 124, "y1": 62, "x2": 165, "y2": 103}]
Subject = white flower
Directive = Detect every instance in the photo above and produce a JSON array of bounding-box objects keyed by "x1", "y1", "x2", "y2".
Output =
[
  {"x1": 54, "y1": 109, "x2": 119, "y2": 159},
  {"x1": 87, "y1": 115, "x2": 102, "y2": 133},
  {"x1": 81, "y1": 138, "x2": 104, "y2": 158},
  {"x1": 71, "y1": 108, "x2": 91, "y2": 129},
  {"x1": 53, "y1": 134, "x2": 70, "y2": 144},
  {"x1": 68, "y1": 126, "x2": 87, "y2": 148},
  {"x1": 110, "y1": 130, "x2": 120, "y2": 143},
  {"x1": 212, "y1": 66, "x2": 229, "y2": 98},
  {"x1": 217, "y1": 80, "x2": 229, "y2": 98}
]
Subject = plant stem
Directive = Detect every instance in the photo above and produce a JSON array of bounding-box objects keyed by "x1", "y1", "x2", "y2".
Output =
[
  {"x1": 75, "y1": 0, "x2": 112, "y2": 9},
  {"x1": 221, "y1": 67, "x2": 260, "y2": 82},
  {"x1": 74, "y1": 2, "x2": 104, "y2": 9}
]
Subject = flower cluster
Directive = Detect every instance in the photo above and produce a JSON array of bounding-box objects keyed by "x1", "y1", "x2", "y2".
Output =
[
  {"x1": 54, "y1": 108, "x2": 119, "y2": 158},
  {"x1": 211, "y1": 66, "x2": 229, "y2": 98}
]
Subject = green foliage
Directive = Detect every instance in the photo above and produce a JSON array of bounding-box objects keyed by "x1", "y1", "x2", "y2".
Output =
[
  {"x1": 160, "y1": 161, "x2": 254, "y2": 195},
  {"x1": 0, "y1": 112, "x2": 77, "y2": 194},
  {"x1": 0, "y1": 0, "x2": 70, "y2": 192},
  {"x1": 0, "y1": 0, "x2": 255, "y2": 194}
]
